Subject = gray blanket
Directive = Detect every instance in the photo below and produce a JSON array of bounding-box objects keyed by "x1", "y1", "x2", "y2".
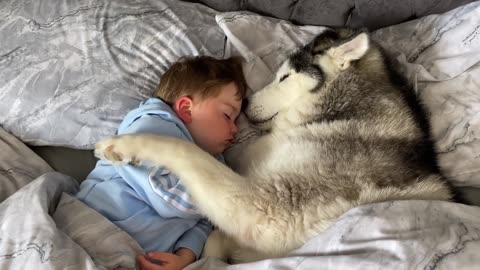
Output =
[{"x1": 0, "y1": 173, "x2": 144, "y2": 269}]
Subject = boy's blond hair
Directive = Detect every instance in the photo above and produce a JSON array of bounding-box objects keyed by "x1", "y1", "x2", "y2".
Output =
[{"x1": 155, "y1": 56, "x2": 247, "y2": 105}]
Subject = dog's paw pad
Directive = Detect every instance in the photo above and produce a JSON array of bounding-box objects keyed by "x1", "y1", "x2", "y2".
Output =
[
  {"x1": 130, "y1": 156, "x2": 142, "y2": 166},
  {"x1": 95, "y1": 138, "x2": 134, "y2": 165},
  {"x1": 104, "y1": 145, "x2": 124, "y2": 162}
]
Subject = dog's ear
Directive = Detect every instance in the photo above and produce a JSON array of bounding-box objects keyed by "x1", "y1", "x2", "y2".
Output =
[{"x1": 329, "y1": 32, "x2": 369, "y2": 70}]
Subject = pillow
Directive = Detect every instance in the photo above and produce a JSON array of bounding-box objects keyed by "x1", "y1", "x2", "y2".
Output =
[
  {"x1": 0, "y1": 0, "x2": 225, "y2": 149},
  {"x1": 373, "y1": 4, "x2": 480, "y2": 188},
  {"x1": 194, "y1": 0, "x2": 477, "y2": 30},
  {"x1": 218, "y1": 12, "x2": 327, "y2": 91},
  {"x1": 219, "y1": 1, "x2": 480, "y2": 187},
  {"x1": 0, "y1": 127, "x2": 53, "y2": 202}
]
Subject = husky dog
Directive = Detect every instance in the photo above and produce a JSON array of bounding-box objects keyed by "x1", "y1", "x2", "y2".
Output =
[{"x1": 94, "y1": 28, "x2": 452, "y2": 263}]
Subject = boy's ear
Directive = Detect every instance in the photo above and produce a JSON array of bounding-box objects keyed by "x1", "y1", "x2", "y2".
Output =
[{"x1": 175, "y1": 96, "x2": 193, "y2": 123}]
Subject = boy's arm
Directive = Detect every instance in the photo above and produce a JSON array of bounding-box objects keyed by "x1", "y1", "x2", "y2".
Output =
[
  {"x1": 117, "y1": 113, "x2": 212, "y2": 258},
  {"x1": 114, "y1": 113, "x2": 189, "y2": 203},
  {"x1": 118, "y1": 113, "x2": 186, "y2": 139},
  {"x1": 137, "y1": 250, "x2": 194, "y2": 270},
  {"x1": 173, "y1": 218, "x2": 213, "y2": 260},
  {"x1": 136, "y1": 220, "x2": 212, "y2": 270},
  {"x1": 174, "y1": 248, "x2": 196, "y2": 265}
]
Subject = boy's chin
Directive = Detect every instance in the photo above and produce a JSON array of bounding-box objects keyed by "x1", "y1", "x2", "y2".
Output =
[
  {"x1": 211, "y1": 149, "x2": 224, "y2": 156},
  {"x1": 208, "y1": 145, "x2": 226, "y2": 156}
]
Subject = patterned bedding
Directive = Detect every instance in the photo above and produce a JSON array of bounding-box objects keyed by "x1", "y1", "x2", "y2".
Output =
[{"x1": 1, "y1": 0, "x2": 480, "y2": 269}]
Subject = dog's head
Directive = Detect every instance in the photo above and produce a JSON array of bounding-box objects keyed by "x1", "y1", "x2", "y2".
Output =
[{"x1": 244, "y1": 28, "x2": 371, "y2": 126}]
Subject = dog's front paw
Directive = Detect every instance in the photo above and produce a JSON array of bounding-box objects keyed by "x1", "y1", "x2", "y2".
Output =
[{"x1": 94, "y1": 135, "x2": 141, "y2": 166}]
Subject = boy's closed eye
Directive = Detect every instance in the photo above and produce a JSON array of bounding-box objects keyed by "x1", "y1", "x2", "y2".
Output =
[{"x1": 222, "y1": 102, "x2": 241, "y2": 121}]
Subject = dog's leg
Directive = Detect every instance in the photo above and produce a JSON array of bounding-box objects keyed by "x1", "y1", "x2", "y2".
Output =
[
  {"x1": 203, "y1": 230, "x2": 271, "y2": 264},
  {"x1": 95, "y1": 134, "x2": 259, "y2": 240},
  {"x1": 203, "y1": 230, "x2": 230, "y2": 261}
]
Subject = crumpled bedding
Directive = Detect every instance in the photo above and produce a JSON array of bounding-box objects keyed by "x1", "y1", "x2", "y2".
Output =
[
  {"x1": 1, "y1": 170, "x2": 480, "y2": 269},
  {"x1": 0, "y1": 172, "x2": 143, "y2": 269},
  {"x1": 0, "y1": 127, "x2": 52, "y2": 202}
]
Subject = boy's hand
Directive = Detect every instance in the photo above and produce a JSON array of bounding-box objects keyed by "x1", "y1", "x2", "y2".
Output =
[{"x1": 137, "y1": 248, "x2": 196, "y2": 270}]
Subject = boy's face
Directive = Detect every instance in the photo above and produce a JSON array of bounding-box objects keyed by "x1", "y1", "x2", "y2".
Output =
[{"x1": 188, "y1": 82, "x2": 242, "y2": 155}]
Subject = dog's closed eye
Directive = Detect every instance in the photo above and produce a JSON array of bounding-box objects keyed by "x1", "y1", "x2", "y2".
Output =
[{"x1": 279, "y1": 74, "x2": 290, "y2": 82}]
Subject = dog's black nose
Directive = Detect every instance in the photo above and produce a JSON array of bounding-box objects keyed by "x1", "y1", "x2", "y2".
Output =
[{"x1": 241, "y1": 98, "x2": 249, "y2": 112}]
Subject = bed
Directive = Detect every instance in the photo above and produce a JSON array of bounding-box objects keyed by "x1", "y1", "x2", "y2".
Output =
[{"x1": 1, "y1": 0, "x2": 480, "y2": 269}]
